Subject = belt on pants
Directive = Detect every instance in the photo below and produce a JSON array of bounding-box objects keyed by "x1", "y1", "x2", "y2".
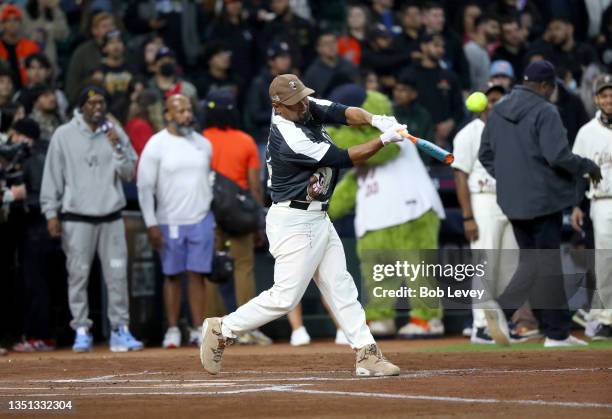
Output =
[{"x1": 273, "y1": 200, "x2": 329, "y2": 211}]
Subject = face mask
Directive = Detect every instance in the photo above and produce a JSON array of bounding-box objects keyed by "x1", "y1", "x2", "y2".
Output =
[
  {"x1": 160, "y1": 62, "x2": 176, "y2": 77},
  {"x1": 567, "y1": 79, "x2": 577, "y2": 92}
]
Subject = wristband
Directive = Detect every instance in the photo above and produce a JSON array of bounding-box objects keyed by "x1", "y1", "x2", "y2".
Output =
[{"x1": 463, "y1": 216, "x2": 474, "y2": 222}]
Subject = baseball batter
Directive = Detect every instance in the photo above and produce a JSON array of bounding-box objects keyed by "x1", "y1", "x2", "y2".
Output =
[
  {"x1": 200, "y1": 74, "x2": 405, "y2": 376},
  {"x1": 571, "y1": 74, "x2": 612, "y2": 340}
]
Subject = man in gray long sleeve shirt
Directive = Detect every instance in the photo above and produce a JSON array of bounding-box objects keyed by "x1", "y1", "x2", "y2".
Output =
[{"x1": 40, "y1": 85, "x2": 143, "y2": 353}]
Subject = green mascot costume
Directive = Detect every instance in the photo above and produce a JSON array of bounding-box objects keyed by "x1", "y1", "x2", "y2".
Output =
[{"x1": 327, "y1": 84, "x2": 446, "y2": 338}]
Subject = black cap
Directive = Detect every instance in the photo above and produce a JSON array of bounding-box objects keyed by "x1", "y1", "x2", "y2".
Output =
[
  {"x1": 524, "y1": 60, "x2": 556, "y2": 83},
  {"x1": 369, "y1": 23, "x2": 392, "y2": 39},
  {"x1": 101, "y1": 29, "x2": 121, "y2": 49},
  {"x1": 267, "y1": 40, "x2": 290, "y2": 59},
  {"x1": 593, "y1": 74, "x2": 612, "y2": 95},
  {"x1": 205, "y1": 89, "x2": 236, "y2": 110},
  {"x1": 484, "y1": 83, "x2": 507, "y2": 96},
  {"x1": 78, "y1": 85, "x2": 108, "y2": 108},
  {"x1": 154, "y1": 46, "x2": 175, "y2": 63},
  {"x1": 12, "y1": 118, "x2": 40, "y2": 141},
  {"x1": 419, "y1": 31, "x2": 444, "y2": 45}
]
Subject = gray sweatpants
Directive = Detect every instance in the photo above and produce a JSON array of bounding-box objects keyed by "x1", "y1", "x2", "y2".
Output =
[{"x1": 61, "y1": 219, "x2": 130, "y2": 330}]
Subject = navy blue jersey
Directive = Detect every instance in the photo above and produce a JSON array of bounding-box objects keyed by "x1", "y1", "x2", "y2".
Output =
[{"x1": 266, "y1": 98, "x2": 353, "y2": 203}]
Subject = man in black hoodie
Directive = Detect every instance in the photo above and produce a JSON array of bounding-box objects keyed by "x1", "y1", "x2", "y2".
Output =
[{"x1": 478, "y1": 60, "x2": 602, "y2": 348}]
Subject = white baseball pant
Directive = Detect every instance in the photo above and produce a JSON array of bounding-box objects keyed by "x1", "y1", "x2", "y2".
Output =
[
  {"x1": 590, "y1": 199, "x2": 612, "y2": 325},
  {"x1": 470, "y1": 194, "x2": 518, "y2": 328},
  {"x1": 221, "y1": 204, "x2": 376, "y2": 349}
]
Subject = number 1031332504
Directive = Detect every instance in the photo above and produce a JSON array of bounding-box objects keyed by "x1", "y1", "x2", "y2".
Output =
[{"x1": 8, "y1": 400, "x2": 72, "y2": 410}]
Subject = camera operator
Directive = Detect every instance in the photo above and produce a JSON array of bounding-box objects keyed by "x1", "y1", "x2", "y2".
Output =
[{"x1": 3, "y1": 118, "x2": 58, "y2": 351}]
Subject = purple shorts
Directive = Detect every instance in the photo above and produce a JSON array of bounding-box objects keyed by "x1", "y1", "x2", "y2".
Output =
[{"x1": 159, "y1": 212, "x2": 215, "y2": 276}]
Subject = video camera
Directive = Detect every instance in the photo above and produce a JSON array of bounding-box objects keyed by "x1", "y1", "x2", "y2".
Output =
[{"x1": 0, "y1": 142, "x2": 29, "y2": 187}]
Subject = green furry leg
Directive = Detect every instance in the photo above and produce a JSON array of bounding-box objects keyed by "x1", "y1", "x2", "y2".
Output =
[{"x1": 357, "y1": 210, "x2": 442, "y2": 322}]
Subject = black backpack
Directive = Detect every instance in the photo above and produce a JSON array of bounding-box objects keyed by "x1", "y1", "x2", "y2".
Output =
[{"x1": 211, "y1": 171, "x2": 261, "y2": 236}]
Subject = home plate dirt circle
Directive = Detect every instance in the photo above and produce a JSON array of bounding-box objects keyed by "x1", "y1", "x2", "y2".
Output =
[{"x1": 1, "y1": 340, "x2": 611, "y2": 418}]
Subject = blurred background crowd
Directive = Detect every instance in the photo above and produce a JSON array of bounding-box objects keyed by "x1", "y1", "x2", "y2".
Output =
[{"x1": 1, "y1": 0, "x2": 611, "y2": 354}]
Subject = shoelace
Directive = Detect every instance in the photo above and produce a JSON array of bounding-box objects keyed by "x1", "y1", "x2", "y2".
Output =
[{"x1": 357, "y1": 344, "x2": 387, "y2": 364}]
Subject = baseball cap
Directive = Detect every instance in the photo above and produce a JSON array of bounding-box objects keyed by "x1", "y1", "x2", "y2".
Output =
[
  {"x1": 1, "y1": 4, "x2": 23, "y2": 21},
  {"x1": 593, "y1": 74, "x2": 612, "y2": 95},
  {"x1": 267, "y1": 40, "x2": 290, "y2": 60},
  {"x1": 269, "y1": 74, "x2": 314, "y2": 106},
  {"x1": 102, "y1": 30, "x2": 122, "y2": 49},
  {"x1": 206, "y1": 89, "x2": 236, "y2": 110},
  {"x1": 483, "y1": 83, "x2": 507, "y2": 96},
  {"x1": 524, "y1": 60, "x2": 556, "y2": 83},
  {"x1": 369, "y1": 23, "x2": 392, "y2": 39},
  {"x1": 490, "y1": 60, "x2": 514, "y2": 79},
  {"x1": 419, "y1": 32, "x2": 444, "y2": 45},
  {"x1": 155, "y1": 47, "x2": 175, "y2": 63},
  {"x1": 78, "y1": 85, "x2": 109, "y2": 108}
]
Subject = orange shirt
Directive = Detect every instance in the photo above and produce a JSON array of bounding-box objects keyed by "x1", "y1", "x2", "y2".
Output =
[{"x1": 204, "y1": 127, "x2": 260, "y2": 190}]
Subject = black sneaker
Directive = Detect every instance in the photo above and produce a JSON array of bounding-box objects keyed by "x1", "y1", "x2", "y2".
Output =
[
  {"x1": 591, "y1": 324, "x2": 612, "y2": 341},
  {"x1": 471, "y1": 326, "x2": 527, "y2": 344}
]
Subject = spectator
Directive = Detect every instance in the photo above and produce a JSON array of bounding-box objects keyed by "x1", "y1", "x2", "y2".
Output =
[
  {"x1": 125, "y1": 89, "x2": 161, "y2": 157},
  {"x1": 136, "y1": 35, "x2": 165, "y2": 79},
  {"x1": 202, "y1": 89, "x2": 271, "y2": 345},
  {"x1": 148, "y1": 47, "x2": 198, "y2": 104},
  {"x1": 370, "y1": 0, "x2": 398, "y2": 32},
  {"x1": 532, "y1": 16, "x2": 598, "y2": 85},
  {"x1": 478, "y1": 60, "x2": 602, "y2": 348},
  {"x1": 489, "y1": 60, "x2": 515, "y2": 90},
  {"x1": 194, "y1": 42, "x2": 242, "y2": 104},
  {"x1": 0, "y1": 4, "x2": 41, "y2": 90},
  {"x1": 392, "y1": 3, "x2": 423, "y2": 64},
  {"x1": 551, "y1": 74, "x2": 590, "y2": 147},
  {"x1": 21, "y1": 0, "x2": 69, "y2": 74},
  {"x1": 594, "y1": 6, "x2": 612, "y2": 73},
  {"x1": 421, "y1": 2, "x2": 471, "y2": 91},
  {"x1": 456, "y1": 2, "x2": 482, "y2": 44},
  {"x1": 337, "y1": 5, "x2": 369, "y2": 66},
  {"x1": 6, "y1": 118, "x2": 57, "y2": 352},
  {"x1": 25, "y1": 84, "x2": 64, "y2": 142},
  {"x1": 392, "y1": 73, "x2": 434, "y2": 146},
  {"x1": 362, "y1": 69, "x2": 380, "y2": 92},
  {"x1": 245, "y1": 40, "x2": 292, "y2": 145},
  {"x1": 40, "y1": 85, "x2": 142, "y2": 353},
  {"x1": 302, "y1": 32, "x2": 358, "y2": 99},
  {"x1": 93, "y1": 30, "x2": 133, "y2": 106},
  {"x1": 137, "y1": 94, "x2": 214, "y2": 349},
  {"x1": 492, "y1": 17, "x2": 528, "y2": 80},
  {"x1": 261, "y1": 0, "x2": 316, "y2": 72},
  {"x1": 206, "y1": 0, "x2": 257, "y2": 87},
  {"x1": 64, "y1": 11, "x2": 115, "y2": 104},
  {"x1": 361, "y1": 24, "x2": 411, "y2": 94},
  {"x1": 0, "y1": 67, "x2": 14, "y2": 110},
  {"x1": 18, "y1": 53, "x2": 68, "y2": 119},
  {"x1": 464, "y1": 15, "x2": 499, "y2": 91},
  {"x1": 402, "y1": 33, "x2": 464, "y2": 147}
]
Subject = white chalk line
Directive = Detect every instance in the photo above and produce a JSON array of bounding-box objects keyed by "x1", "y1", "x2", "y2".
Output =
[{"x1": 271, "y1": 388, "x2": 612, "y2": 409}]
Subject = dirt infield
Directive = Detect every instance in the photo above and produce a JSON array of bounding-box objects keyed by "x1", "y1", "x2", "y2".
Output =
[{"x1": 1, "y1": 338, "x2": 611, "y2": 418}]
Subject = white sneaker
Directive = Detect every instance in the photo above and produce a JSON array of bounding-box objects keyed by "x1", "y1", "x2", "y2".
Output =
[
  {"x1": 163, "y1": 326, "x2": 181, "y2": 349},
  {"x1": 544, "y1": 335, "x2": 588, "y2": 348},
  {"x1": 367, "y1": 319, "x2": 396, "y2": 337},
  {"x1": 290, "y1": 326, "x2": 311, "y2": 346},
  {"x1": 189, "y1": 327, "x2": 202, "y2": 347},
  {"x1": 334, "y1": 329, "x2": 350, "y2": 345},
  {"x1": 398, "y1": 318, "x2": 444, "y2": 339},
  {"x1": 237, "y1": 329, "x2": 273, "y2": 345}
]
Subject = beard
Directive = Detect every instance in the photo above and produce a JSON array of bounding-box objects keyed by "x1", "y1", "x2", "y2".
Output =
[{"x1": 173, "y1": 121, "x2": 194, "y2": 136}]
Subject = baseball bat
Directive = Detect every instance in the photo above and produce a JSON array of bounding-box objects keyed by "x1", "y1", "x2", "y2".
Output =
[{"x1": 399, "y1": 130, "x2": 454, "y2": 165}]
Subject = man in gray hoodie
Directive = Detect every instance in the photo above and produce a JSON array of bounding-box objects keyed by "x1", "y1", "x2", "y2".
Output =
[
  {"x1": 40, "y1": 85, "x2": 143, "y2": 353},
  {"x1": 479, "y1": 60, "x2": 602, "y2": 347}
]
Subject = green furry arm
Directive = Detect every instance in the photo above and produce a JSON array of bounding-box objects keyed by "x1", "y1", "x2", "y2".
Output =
[{"x1": 328, "y1": 170, "x2": 358, "y2": 220}]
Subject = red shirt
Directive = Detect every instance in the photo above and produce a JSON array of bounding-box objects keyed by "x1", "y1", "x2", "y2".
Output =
[
  {"x1": 126, "y1": 118, "x2": 155, "y2": 157},
  {"x1": 203, "y1": 127, "x2": 260, "y2": 190}
]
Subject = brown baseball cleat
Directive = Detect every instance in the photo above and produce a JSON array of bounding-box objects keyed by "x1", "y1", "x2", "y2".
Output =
[
  {"x1": 355, "y1": 344, "x2": 400, "y2": 377},
  {"x1": 200, "y1": 317, "x2": 231, "y2": 375}
]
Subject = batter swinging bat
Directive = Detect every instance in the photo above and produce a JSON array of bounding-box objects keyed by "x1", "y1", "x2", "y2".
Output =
[{"x1": 399, "y1": 130, "x2": 454, "y2": 165}]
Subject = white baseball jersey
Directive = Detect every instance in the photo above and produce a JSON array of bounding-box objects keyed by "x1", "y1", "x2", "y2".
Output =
[
  {"x1": 572, "y1": 117, "x2": 612, "y2": 199},
  {"x1": 354, "y1": 140, "x2": 445, "y2": 238},
  {"x1": 451, "y1": 118, "x2": 497, "y2": 194}
]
